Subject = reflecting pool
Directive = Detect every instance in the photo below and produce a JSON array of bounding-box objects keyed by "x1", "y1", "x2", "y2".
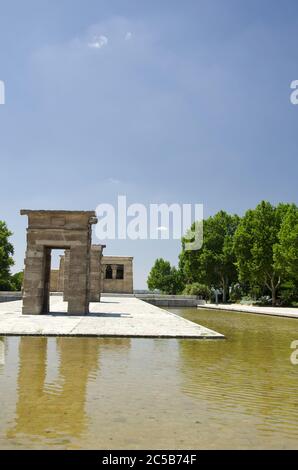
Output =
[{"x1": 0, "y1": 308, "x2": 297, "y2": 449}]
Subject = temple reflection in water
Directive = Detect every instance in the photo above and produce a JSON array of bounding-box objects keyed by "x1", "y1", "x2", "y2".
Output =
[
  {"x1": 0, "y1": 337, "x2": 5, "y2": 366},
  {"x1": 7, "y1": 337, "x2": 130, "y2": 444}
]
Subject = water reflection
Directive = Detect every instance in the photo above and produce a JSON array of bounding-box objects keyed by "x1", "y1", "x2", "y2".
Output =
[
  {"x1": 177, "y1": 309, "x2": 298, "y2": 438},
  {"x1": 0, "y1": 310, "x2": 298, "y2": 449},
  {"x1": 7, "y1": 337, "x2": 130, "y2": 446},
  {"x1": 0, "y1": 337, "x2": 5, "y2": 366}
]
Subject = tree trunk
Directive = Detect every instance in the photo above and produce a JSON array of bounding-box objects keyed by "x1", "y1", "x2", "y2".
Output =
[
  {"x1": 222, "y1": 277, "x2": 228, "y2": 303},
  {"x1": 271, "y1": 283, "x2": 276, "y2": 306},
  {"x1": 265, "y1": 275, "x2": 281, "y2": 306}
]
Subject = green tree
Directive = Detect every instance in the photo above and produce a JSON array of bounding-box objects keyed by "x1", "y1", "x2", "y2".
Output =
[
  {"x1": 234, "y1": 201, "x2": 291, "y2": 306},
  {"x1": 11, "y1": 271, "x2": 23, "y2": 291},
  {"x1": 179, "y1": 211, "x2": 240, "y2": 302},
  {"x1": 0, "y1": 221, "x2": 14, "y2": 290},
  {"x1": 147, "y1": 258, "x2": 184, "y2": 294},
  {"x1": 274, "y1": 204, "x2": 298, "y2": 283}
]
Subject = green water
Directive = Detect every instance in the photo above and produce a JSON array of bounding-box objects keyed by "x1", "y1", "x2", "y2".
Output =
[{"x1": 0, "y1": 308, "x2": 297, "y2": 449}]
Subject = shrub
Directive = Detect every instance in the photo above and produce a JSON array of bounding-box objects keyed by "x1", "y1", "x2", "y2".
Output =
[
  {"x1": 229, "y1": 284, "x2": 243, "y2": 303},
  {"x1": 240, "y1": 295, "x2": 258, "y2": 305},
  {"x1": 279, "y1": 281, "x2": 298, "y2": 306},
  {"x1": 183, "y1": 283, "x2": 211, "y2": 299},
  {"x1": 256, "y1": 295, "x2": 272, "y2": 306}
]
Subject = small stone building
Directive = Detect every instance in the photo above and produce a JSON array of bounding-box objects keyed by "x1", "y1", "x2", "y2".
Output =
[
  {"x1": 50, "y1": 251, "x2": 133, "y2": 295},
  {"x1": 101, "y1": 256, "x2": 133, "y2": 294}
]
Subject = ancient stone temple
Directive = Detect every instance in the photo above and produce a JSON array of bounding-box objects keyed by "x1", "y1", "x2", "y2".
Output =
[
  {"x1": 101, "y1": 256, "x2": 133, "y2": 294},
  {"x1": 51, "y1": 251, "x2": 134, "y2": 296},
  {"x1": 21, "y1": 210, "x2": 97, "y2": 315}
]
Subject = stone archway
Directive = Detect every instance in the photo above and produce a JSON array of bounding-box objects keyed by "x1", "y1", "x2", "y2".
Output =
[{"x1": 21, "y1": 210, "x2": 97, "y2": 315}]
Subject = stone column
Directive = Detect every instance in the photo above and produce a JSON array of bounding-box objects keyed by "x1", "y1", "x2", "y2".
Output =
[
  {"x1": 100, "y1": 265, "x2": 104, "y2": 296},
  {"x1": 67, "y1": 246, "x2": 89, "y2": 314},
  {"x1": 22, "y1": 243, "x2": 47, "y2": 315},
  {"x1": 58, "y1": 255, "x2": 65, "y2": 292},
  {"x1": 63, "y1": 251, "x2": 70, "y2": 302},
  {"x1": 89, "y1": 245, "x2": 104, "y2": 302},
  {"x1": 42, "y1": 248, "x2": 51, "y2": 313}
]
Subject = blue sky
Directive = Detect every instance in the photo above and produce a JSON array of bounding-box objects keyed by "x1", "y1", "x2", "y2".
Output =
[{"x1": 0, "y1": 0, "x2": 297, "y2": 288}]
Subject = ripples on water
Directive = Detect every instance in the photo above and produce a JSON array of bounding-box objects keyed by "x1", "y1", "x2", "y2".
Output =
[
  {"x1": 177, "y1": 311, "x2": 298, "y2": 439},
  {"x1": 0, "y1": 309, "x2": 297, "y2": 449}
]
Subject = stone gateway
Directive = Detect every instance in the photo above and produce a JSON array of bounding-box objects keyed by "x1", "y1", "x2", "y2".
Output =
[
  {"x1": 21, "y1": 210, "x2": 97, "y2": 315},
  {"x1": 21, "y1": 209, "x2": 134, "y2": 315}
]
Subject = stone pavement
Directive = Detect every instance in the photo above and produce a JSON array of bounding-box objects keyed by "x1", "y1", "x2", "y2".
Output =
[{"x1": 0, "y1": 296, "x2": 224, "y2": 338}]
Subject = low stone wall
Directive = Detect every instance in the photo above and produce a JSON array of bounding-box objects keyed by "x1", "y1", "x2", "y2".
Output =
[
  {"x1": 135, "y1": 294, "x2": 203, "y2": 307},
  {"x1": 0, "y1": 292, "x2": 22, "y2": 302}
]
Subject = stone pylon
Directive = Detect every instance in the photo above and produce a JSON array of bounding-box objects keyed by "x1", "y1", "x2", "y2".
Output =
[
  {"x1": 21, "y1": 210, "x2": 97, "y2": 315},
  {"x1": 62, "y1": 244, "x2": 105, "y2": 303}
]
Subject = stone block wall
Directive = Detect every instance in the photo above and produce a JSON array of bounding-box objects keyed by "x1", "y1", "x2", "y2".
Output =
[
  {"x1": 101, "y1": 256, "x2": 133, "y2": 294},
  {"x1": 89, "y1": 245, "x2": 105, "y2": 302},
  {"x1": 50, "y1": 251, "x2": 133, "y2": 297},
  {"x1": 21, "y1": 210, "x2": 97, "y2": 315}
]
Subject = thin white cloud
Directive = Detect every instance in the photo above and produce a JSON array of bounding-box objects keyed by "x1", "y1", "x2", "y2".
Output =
[
  {"x1": 125, "y1": 31, "x2": 132, "y2": 41},
  {"x1": 88, "y1": 35, "x2": 108, "y2": 49},
  {"x1": 107, "y1": 177, "x2": 121, "y2": 184}
]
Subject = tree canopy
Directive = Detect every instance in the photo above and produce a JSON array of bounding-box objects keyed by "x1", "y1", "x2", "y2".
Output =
[
  {"x1": 147, "y1": 258, "x2": 183, "y2": 295},
  {"x1": 233, "y1": 201, "x2": 291, "y2": 305},
  {"x1": 179, "y1": 211, "x2": 239, "y2": 302},
  {"x1": 0, "y1": 220, "x2": 15, "y2": 290},
  {"x1": 274, "y1": 204, "x2": 298, "y2": 283},
  {"x1": 147, "y1": 201, "x2": 298, "y2": 306}
]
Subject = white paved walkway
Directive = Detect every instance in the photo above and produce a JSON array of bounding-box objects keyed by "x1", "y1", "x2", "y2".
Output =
[
  {"x1": 199, "y1": 303, "x2": 298, "y2": 319},
  {"x1": 0, "y1": 296, "x2": 224, "y2": 338}
]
